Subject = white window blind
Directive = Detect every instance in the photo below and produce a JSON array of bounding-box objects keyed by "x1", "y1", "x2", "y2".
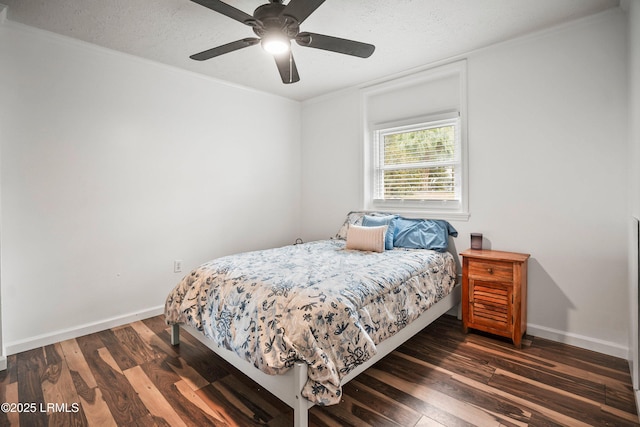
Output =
[{"x1": 373, "y1": 116, "x2": 460, "y2": 204}]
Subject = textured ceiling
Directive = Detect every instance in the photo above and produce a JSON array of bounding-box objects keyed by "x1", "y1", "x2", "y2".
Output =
[{"x1": 2, "y1": 0, "x2": 621, "y2": 101}]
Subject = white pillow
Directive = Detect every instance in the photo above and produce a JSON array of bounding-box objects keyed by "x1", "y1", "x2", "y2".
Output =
[{"x1": 345, "y1": 224, "x2": 387, "y2": 253}]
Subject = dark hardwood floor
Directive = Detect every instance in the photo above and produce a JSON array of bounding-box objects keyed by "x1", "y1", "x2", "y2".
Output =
[{"x1": 0, "y1": 314, "x2": 638, "y2": 426}]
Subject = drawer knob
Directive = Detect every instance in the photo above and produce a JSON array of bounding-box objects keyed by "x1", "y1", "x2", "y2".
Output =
[{"x1": 487, "y1": 268, "x2": 493, "y2": 274}]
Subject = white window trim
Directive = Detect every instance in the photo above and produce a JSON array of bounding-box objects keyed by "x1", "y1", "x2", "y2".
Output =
[{"x1": 360, "y1": 61, "x2": 469, "y2": 221}]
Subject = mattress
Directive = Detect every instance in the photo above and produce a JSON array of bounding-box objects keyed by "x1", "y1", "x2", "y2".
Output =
[{"x1": 164, "y1": 239, "x2": 456, "y2": 405}]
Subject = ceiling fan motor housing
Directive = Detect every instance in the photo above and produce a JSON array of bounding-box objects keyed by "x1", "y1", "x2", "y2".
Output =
[{"x1": 252, "y1": 2, "x2": 300, "y2": 39}]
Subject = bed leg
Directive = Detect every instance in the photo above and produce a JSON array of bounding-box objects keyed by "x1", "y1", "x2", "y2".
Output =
[
  {"x1": 293, "y1": 407, "x2": 308, "y2": 427},
  {"x1": 170, "y1": 324, "x2": 180, "y2": 346},
  {"x1": 293, "y1": 361, "x2": 309, "y2": 427}
]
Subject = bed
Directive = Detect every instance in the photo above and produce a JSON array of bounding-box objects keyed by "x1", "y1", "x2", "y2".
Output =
[{"x1": 165, "y1": 212, "x2": 460, "y2": 427}]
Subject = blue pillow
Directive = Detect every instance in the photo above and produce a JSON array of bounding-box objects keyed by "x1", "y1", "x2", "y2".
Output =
[
  {"x1": 393, "y1": 218, "x2": 458, "y2": 252},
  {"x1": 362, "y1": 214, "x2": 397, "y2": 250}
]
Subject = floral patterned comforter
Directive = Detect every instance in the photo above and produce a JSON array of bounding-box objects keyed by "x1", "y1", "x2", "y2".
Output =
[{"x1": 164, "y1": 239, "x2": 456, "y2": 405}]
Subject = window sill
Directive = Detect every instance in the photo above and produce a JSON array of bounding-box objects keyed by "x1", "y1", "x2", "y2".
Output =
[{"x1": 366, "y1": 204, "x2": 469, "y2": 221}]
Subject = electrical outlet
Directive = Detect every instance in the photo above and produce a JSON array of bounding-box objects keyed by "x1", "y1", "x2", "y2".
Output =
[{"x1": 174, "y1": 260, "x2": 183, "y2": 273}]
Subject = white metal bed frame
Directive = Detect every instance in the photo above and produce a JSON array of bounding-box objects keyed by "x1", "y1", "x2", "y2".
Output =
[{"x1": 171, "y1": 283, "x2": 461, "y2": 427}]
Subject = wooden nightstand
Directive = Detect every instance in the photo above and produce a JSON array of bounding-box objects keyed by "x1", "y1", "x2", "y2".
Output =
[{"x1": 460, "y1": 249, "x2": 530, "y2": 348}]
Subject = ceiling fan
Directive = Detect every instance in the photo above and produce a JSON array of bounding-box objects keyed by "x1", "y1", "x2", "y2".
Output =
[{"x1": 188, "y1": 0, "x2": 375, "y2": 84}]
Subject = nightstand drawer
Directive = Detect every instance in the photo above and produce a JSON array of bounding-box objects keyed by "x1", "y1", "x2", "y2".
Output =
[{"x1": 468, "y1": 260, "x2": 513, "y2": 282}]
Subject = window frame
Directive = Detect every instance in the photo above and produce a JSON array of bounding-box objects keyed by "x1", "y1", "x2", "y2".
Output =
[{"x1": 371, "y1": 112, "x2": 462, "y2": 209}]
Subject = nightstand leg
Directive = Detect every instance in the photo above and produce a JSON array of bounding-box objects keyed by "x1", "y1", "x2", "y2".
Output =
[{"x1": 513, "y1": 332, "x2": 522, "y2": 349}]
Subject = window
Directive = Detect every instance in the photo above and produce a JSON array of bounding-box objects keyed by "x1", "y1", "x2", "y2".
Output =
[
  {"x1": 373, "y1": 115, "x2": 460, "y2": 204},
  {"x1": 361, "y1": 61, "x2": 468, "y2": 220},
  {"x1": 367, "y1": 111, "x2": 467, "y2": 218}
]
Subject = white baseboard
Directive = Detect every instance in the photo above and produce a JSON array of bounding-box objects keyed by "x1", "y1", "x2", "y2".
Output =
[
  {"x1": 527, "y1": 323, "x2": 628, "y2": 359},
  {"x1": 0, "y1": 356, "x2": 6, "y2": 371},
  {"x1": 5, "y1": 305, "x2": 164, "y2": 355}
]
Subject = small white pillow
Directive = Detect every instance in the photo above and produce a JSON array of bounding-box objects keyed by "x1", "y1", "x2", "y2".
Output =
[{"x1": 346, "y1": 224, "x2": 387, "y2": 253}]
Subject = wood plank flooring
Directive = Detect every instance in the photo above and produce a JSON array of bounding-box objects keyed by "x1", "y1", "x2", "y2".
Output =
[{"x1": 0, "y1": 314, "x2": 637, "y2": 426}]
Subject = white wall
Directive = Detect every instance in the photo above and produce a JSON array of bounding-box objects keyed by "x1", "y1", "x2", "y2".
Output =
[
  {"x1": 301, "y1": 9, "x2": 629, "y2": 357},
  {"x1": 0, "y1": 22, "x2": 302, "y2": 352},
  {"x1": 0, "y1": 3, "x2": 5, "y2": 371},
  {"x1": 627, "y1": 0, "x2": 640, "y2": 390},
  {"x1": 301, "y1": 90, "x2": 362, "y2": 240}
]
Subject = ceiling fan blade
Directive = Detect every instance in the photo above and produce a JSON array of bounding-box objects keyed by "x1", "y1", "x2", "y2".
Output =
[
  {"x1": 190, "y1": 0, "x2": 254, "y2": 25},
  {"x1": 296, "y1": 32, "x2": 375, "y2": 58},
  {"x1": 281, "y1": 0, "x2": 325, "y2": 24},
  {"x1": 274, "y1": 52, "x2": 300, "y2": 84},
  {"x1": 190, "y1": 38, "x2": 260, "y2": 61}
]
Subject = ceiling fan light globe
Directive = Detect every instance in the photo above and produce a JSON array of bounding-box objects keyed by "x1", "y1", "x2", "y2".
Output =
[{"x1": 262, "y1": 36, "x2": 290, "y2": 55}]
